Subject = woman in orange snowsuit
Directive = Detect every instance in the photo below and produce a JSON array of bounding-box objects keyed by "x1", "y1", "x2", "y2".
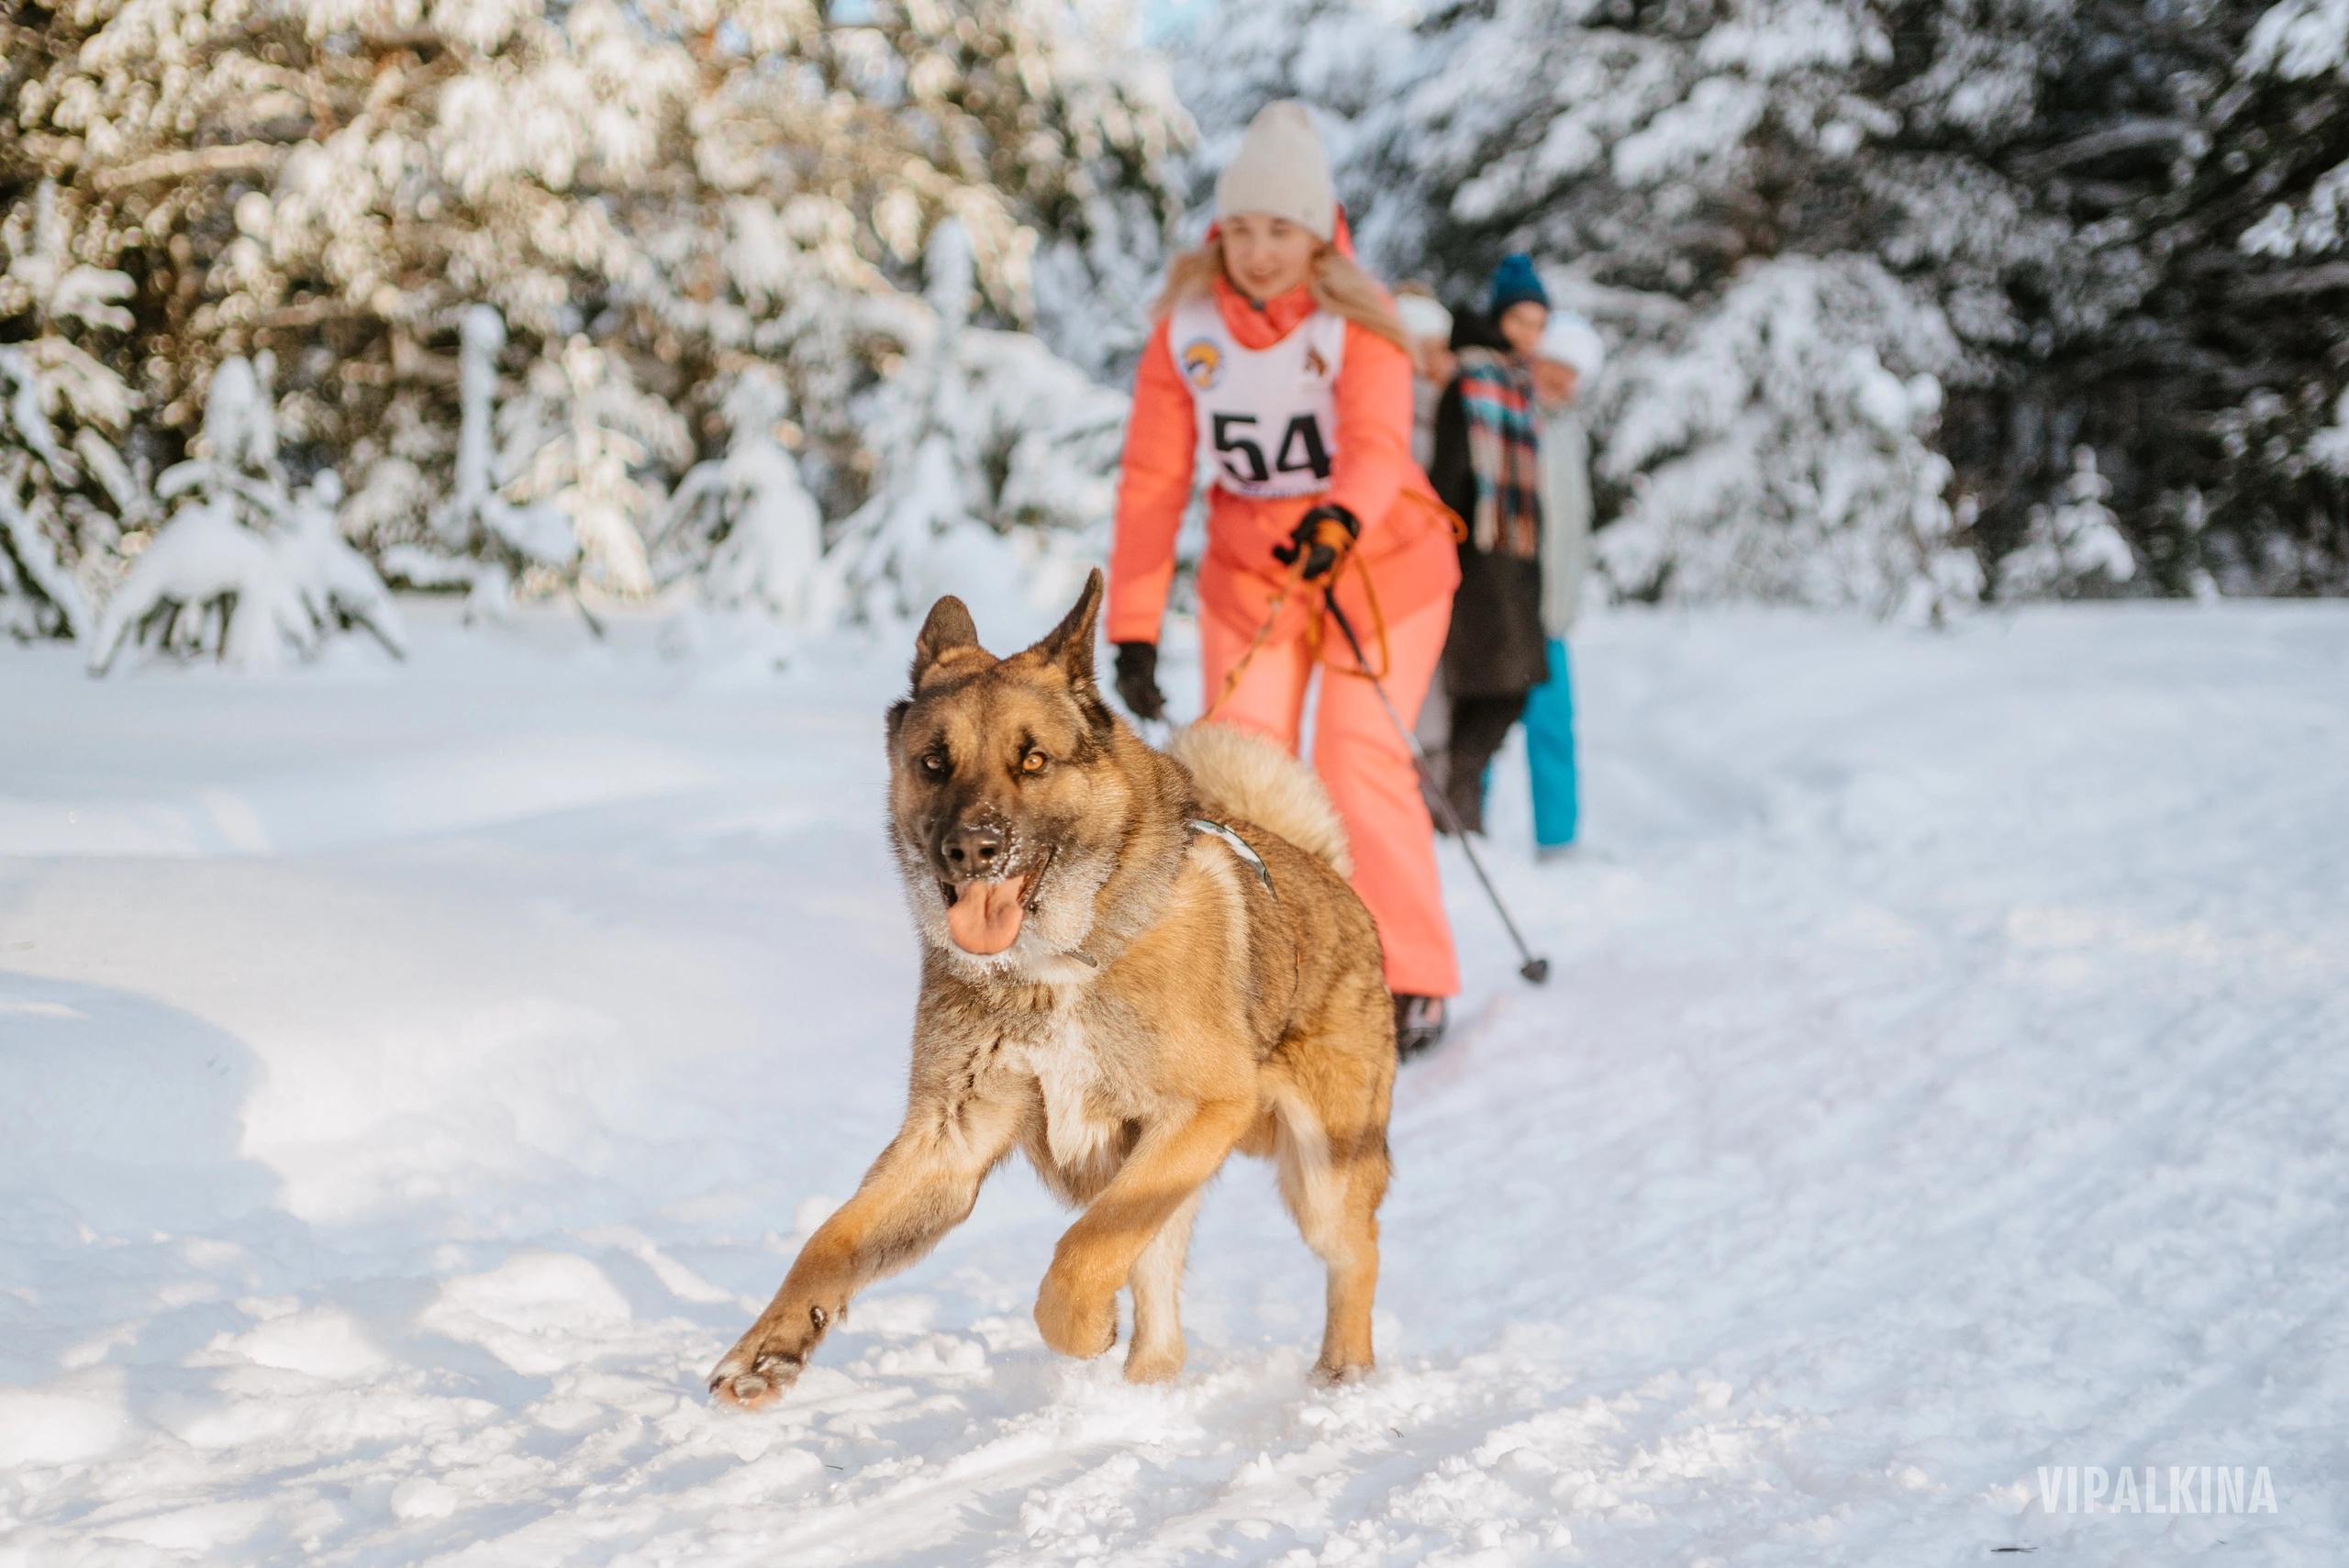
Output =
[{"x1": 1106, "y1": 102, "x2": 1461, "y2": 1051}]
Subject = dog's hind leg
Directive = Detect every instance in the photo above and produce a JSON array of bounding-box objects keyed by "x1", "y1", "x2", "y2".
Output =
[
  {"x1": 1123, "y1": 1188, "x2": 1202, "y2": 1383},
  {"x1": 1270, "y1": 1079, "x2": 1390, "y2": 1385}
]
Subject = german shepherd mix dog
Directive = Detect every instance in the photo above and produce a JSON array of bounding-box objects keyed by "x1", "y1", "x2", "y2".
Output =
[{"x1": 708, "y1": 570, "x2": 1397, "y2": 1408}]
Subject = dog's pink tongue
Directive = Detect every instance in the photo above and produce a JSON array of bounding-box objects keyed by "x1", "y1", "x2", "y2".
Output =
[{"x1": 947, "y1": 877, "x2": 1026, "y2": 954}]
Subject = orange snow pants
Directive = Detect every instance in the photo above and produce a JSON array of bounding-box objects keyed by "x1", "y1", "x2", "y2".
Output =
[{"x1": 1200, "y1": 584, "x2": 1461, "y2": 999}]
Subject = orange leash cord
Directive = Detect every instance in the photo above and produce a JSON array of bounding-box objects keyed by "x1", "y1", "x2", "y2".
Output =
[
  {"x1": 1197, "y1": 551, "x2": 1308, "y2": 725},
  {"x1": 1197, "y1": 495, "x2": 1464, "y2": 725},
  {"x1": 1198, "y1": 510, "x2": 1355, "y2": 724},
  {"x1": 1317, "y1": 490, "x2": 1465, "y2": 684}
]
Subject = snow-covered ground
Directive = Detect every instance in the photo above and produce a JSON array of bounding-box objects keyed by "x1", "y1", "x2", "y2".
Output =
[{"x1": 3, "y1": 598, "x2": 2344, "y2": 1565}]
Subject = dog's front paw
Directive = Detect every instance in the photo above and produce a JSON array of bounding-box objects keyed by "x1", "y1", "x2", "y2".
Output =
[
  {"x1": 707, "y1": 1345, "x2": 806, "y2": 1410},
  {"x1": 1308, "y1": 1353, "x2": 1373, "y2": 1388},
  {"x1": 707, "y1": 1297, "x2": 836, "y2": 1409},
  {"x1": 1033, "y1": 1264, "x2": 1118, "y2": 1360},
  {"x1": 1123, "y1": 1339, "x2": 1186, "y2": 1385}
]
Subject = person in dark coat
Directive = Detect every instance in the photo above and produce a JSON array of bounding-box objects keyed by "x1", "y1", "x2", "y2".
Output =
[{"x1": 1427, "y1": 255, "x2": 1552, "y2": 833}]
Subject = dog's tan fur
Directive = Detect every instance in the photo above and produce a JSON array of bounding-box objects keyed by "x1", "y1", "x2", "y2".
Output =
[{"x1": 708, "y1": 570, "x2": 1396, "y2": 1407}]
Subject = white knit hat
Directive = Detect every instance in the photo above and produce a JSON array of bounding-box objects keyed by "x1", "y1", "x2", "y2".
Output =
[
  {"x1": 1214, "y1": 101, "x2": 1337, "y2": 242},
  {"x1": 1539, "y1": 311, "x2": 1608, "y2": 380},
  {"x1": 1396, "y1": 293, "x2": 1453, "y2": 342}
]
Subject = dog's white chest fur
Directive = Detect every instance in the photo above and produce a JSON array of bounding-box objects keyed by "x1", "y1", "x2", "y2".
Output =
[{"x1": 1014, "y1": 1013, "x2": 1115, "y2": 1170}]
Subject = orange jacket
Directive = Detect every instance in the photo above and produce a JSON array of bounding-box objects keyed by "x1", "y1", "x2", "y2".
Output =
[{"x1": 1107, "y1": 275, "x2": 1461, "y2": 649}]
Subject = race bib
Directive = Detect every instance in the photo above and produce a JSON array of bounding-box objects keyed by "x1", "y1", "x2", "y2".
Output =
[{"x1": 1169, "y1": 297, "x2": 1346, "y2": 500}]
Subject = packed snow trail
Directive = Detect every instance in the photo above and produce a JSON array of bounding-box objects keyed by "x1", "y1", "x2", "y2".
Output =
[{"x1": 1, "y1": 601, "x2": 2343, "y2": 1565}]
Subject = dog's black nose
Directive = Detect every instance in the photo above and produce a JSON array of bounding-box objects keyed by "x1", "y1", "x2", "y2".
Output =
[{"x1": 942, "y1": 821, "x2": 1004, "y2": 873}]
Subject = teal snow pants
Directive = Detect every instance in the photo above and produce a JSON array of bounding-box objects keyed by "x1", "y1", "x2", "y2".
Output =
[{"x1": 1524, "y1": 638, "x2": 1578, "y2": 848}]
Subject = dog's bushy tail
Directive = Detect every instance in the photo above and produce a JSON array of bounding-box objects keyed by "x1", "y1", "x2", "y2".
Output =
[{"x1": 1170, "y1": 723, "x2": 1353, "y2": 878}]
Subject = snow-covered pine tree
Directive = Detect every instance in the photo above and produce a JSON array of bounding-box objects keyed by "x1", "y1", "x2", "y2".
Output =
[
  {"x1": 1595, "y1": 254, "x2": 1979, "y2": 619},
  {"x1": 2170, "y1": 0, "x2": 2349, "y2": 593},
  {"x1": 1323, "y1": 0, "x2": 1972, "y2": 611},
  {"x1": 1335, "y1": 0, "x2": 1903, "y2": 300},
  {"x1": 1, "y1": 346, "x2": 95, "y2": 640},
  {"x1": 497, "y1": 336, "x2": 694, "y2": 601},
  {"x1": 6, "y1": 0, "x2": 1185, "y2": 632},
  {"x1": 1164, "y1": 0, "x2": 2349, "y2": 604},
  {"x1": 0, "y1": 182, "x2": 152, "y2": 639},
  {"x1": 1995, "y1": 444, "x2": 2137, "y2": 598},
  {"x1": 651, "y1": 363, "x2": 838, "y2": 666},
  {"x1": 656, "y1": 364, "x2": 831, "y2": 627},
  {"x1": 88, "y1": 355, "x2": 404, "y2": 672},
  {"x1": 834, "y1": 220, "x2": 1128, "y2": 640},
  {"x1": 370, "y1": 306, "x2": 574, "y2": 621},
  {"x1": 1874, "y1": 0, "x2": 2235, "y2": 592},
  {"x1": 1866, "y1": 0, "x2": 2349, "y2": 597}
]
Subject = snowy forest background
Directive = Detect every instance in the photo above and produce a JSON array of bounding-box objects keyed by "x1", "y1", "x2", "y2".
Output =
[{"x1": 6, "y1": 0, "x2": 2349, "y2": 667}]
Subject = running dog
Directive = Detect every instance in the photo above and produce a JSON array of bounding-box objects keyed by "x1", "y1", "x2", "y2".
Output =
[{"x1": 708, "y1": 569, "x2": 1396, "y2": 1407}]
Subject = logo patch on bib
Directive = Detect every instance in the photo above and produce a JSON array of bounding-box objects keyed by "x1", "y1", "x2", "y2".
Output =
[{"x1": 1179, "y1": 339, "x2": 1223, "y2": 390}]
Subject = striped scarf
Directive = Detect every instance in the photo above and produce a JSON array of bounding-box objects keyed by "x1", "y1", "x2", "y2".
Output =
[{"x1": 1455, "y1": 347, "x2": 1542, "y2": 559}]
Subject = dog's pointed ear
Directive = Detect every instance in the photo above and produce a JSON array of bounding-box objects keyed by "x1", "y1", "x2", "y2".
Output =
[
  {"x1": 911, "y1": 595, "x2": 983, "y2": 688},
  {"x1": 1030, "y1": 568, "x2": 1105, "y2": 688}
]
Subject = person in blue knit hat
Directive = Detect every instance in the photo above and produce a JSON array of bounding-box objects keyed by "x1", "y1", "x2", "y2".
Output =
[
  {"x1": 1486, "y1": 254, "x2": 1551, "y2": 352},
  {"x1": 1424, "y1": 254, "x2": 1552, "y2": 832}
]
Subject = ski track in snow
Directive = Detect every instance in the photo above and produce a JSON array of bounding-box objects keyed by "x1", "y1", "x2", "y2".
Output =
[{"x1": 1, "y1": 600, "x2": 2344, "y2": 1565}]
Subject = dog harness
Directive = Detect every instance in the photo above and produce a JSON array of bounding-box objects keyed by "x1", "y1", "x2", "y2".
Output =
[{"x1": 1188, "y1": 817, "x2": 1276, "y2": 897}]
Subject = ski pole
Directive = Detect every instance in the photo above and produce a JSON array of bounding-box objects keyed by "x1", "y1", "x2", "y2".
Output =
[{"x1": 1321, "y1": 594, "x2": 1551, "y2": 986}]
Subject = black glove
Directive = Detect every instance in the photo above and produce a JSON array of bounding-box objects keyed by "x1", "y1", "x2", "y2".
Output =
[
  {"x1": 1113, "y1": 640, "x2": 1165, "y2": 720},
  {"x1": 1270, "y1": 503, "x2": 1362, "y2": 582}
]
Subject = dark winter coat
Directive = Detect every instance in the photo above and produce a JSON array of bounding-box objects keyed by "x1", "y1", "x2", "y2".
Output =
[{"x1": 1431, "y1": 310, "x2": 1550, "y2": 699}]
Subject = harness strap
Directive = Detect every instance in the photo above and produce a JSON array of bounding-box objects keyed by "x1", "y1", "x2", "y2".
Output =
[{"x1": 1188, "y1": 817, "x2": 1276, "y2": 898}]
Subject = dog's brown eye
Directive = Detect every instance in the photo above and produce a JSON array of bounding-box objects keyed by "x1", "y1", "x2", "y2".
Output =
[
  {"x1": 923, "y1": 751, "x2": 946, "y2": 775},
  {"x1": 1021, "y1": 751, "x2": 1046, "y2": 773}
]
